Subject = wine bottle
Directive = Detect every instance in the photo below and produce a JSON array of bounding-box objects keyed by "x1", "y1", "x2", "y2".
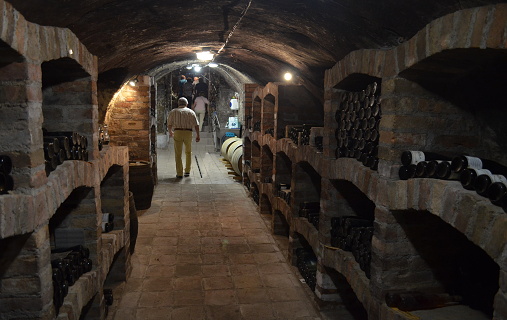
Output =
[
  {"x1": 385, "y1": 291, "x2": 462, "y2": 311},
  {"x1": 460, "y1": 168, "x2": 491, "y2": 190},
  {"x1": 399, "y1": 165, "x2": 416, "y2": 180},
  {"x1": 102, "y1": 213, "x2": 114, "y2": 223},
  {"x1": 451, "y1": 155, "x2": 481, "y2": 173},
  {"x1": 0, "y1": 172, "x2": 14, "y2": 194},
  {"x1": 401, "y1": 151, "x2": 449, "y2": 166},
  {"x1": 487, "y1": 181, "x2": 507, "y2": 205},
  {"x1": 426, "y1": 160, "x2": 442, "y2": 178},
  {"x1": 415, "y1": 161, "x2": 429, "y2": 178},
  {"x1": 0, "y1": 155, "x2": 12, "y2": 174},
  {"x1": 104, "y1": 289, "x2": 114, "y2": 306},
  {"x1": 474, "y1": 173, "x2": 507, "y2": 197},
  {"x1": 436, "y1": 161, "x2": 460, "y2": 180}
]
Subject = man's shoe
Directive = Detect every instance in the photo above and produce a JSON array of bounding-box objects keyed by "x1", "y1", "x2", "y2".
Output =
[
  {"x1": 176, "y1": 175, "x2": 183, "y2": 179},
  {"x1": 184, "y1": 173, "x2": 190, "y2": 177}
]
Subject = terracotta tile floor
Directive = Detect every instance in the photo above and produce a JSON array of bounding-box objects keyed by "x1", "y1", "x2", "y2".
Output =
[{"x1": 107, "y1": 133, "x2": 322, "y2": 320}]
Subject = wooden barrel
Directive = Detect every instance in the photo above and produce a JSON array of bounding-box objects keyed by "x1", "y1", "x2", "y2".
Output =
[
  {"x1": 221, "y1": 137, "x2": 240, "y2": 157},
  {"x1": 226, "y1": 140, "x2": 242, "y2": 161},
  {"x1": 231, "y1": 146, "x2": 243, "y2": 175},
  {"x1": 129, "y1": 160, "x2": 154, "y2": 210},
  {"x1": 128, "y1": 191, "x2": 138, "y2": 254}
]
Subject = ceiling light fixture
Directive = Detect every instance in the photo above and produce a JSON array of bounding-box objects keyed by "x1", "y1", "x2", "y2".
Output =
[
  {"x1": 196, "y1": 51, "x2": 214, "y2": 61},
  {"x1": 129, "y1": 77, "x2": 138, "y2": 86},
  {"x1": 208, "y1": 62, "x2": 218, "y2": 68},
  {"x1": 284, "y1": 72, "x2": 293, "y2": 81},
  {"x1": 194, "y1": 65, "x2": 202, "y2": 72}
]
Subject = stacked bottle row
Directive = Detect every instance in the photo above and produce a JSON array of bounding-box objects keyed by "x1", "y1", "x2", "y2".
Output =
[
  {"x1": 399, "y1": 151, "x2": 507, "y2": 213},
  {"x1": 264, "y1": 128, "x2": 274, "y2": 137},
  {"x1": 0, "y1": 155, "x2": 13, "y2": 194},
  {"x1": 252, "y1": 185, "x2": 260, "y2": 205},
  {"x1": 287, "y1": 125, "x2": 311, "y2": 146},
  {"x1": 51, "y1": 245, "x2": 93, "y2": 313},
  {"x1": 298, "y1": 202, "x2": 320, "y2": 230},
  {"x1": 335, "y1": 82, "x2": 381, "y2": 171},
  {"x1": 330, "y1": 216, "x2": 373, "y2": 278},
  {"x1": 274, "y1": 182, "x2": 291, "y2": 203},
  {"x1": 98, "y1": 124, "x2": 110, "y2": 151},
  {"x1": 385, "y1": 291, "x2": 463, "y2": 312},
  {"x1": 295, "y1": 247, "x2": 318, "y2": 291},
  {"x1": 43, "y1": 130, "x2": 89, "y2": 176},
  {"x1": 103, "y1": 289, "x2": 114, "y2": 317},
  {"x1": 102, "y1": 213, "x2": 115, "y2": 233}
]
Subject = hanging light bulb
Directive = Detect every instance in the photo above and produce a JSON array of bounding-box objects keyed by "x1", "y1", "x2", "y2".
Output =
[
  {"x1": 194, "y1": 65, "x2": 202, "y2": 72},
  {"x1": 284, "y1": 72, "x2": 293, "y2": 81},
  {"x1": 208, "y1": 62, "x2": 218, "y2": 68}
]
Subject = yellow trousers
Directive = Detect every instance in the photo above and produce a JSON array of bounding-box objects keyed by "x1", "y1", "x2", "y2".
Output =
[{"x1": 173, "y1": 130, "x2": 193, "y2": 176}]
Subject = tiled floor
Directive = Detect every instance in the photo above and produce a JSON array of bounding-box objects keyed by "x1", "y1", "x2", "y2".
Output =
[{"x1": 108, "y1": 132, "x2": 322, "y2": 320}]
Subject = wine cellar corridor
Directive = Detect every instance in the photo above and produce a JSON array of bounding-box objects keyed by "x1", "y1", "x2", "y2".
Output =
[{"x1": 1, "y1": 1, "x2": 507, "y2": 320}]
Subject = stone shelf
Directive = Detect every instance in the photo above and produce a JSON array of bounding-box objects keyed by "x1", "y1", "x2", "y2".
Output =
[
  {"x1": 56, "y1": 230, "x2": 126, "y2": 320},
  {"x1": 321, "y1": 246, "x2": 372, "y2": 309},
  {"x1": 0, "y1": 146, "x2": 128, "y2": 239},
  {"x1": 292, "y1": 217, "x2": 320, "y2": 255}
]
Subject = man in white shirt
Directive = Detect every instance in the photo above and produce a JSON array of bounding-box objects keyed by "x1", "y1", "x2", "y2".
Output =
[
  {"x1": 192, "y1": 92, "x2": 209, "y2": 132},
  {"x1": 167, "y1": 97, "x2": 200, "y2": 178}
]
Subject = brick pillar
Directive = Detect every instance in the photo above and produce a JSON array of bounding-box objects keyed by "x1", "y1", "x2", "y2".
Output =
[
  {"x1": 323, "y1": 88, "x2": 342, "y2": 159},
  {"x1": 261, "y1": 94, "x2": 275, "y2": 134},
  {"x1": 105, "y1": 75, "x2": 151, "y2": 161},
  {"x1": 0, "y1": 61, "x2": 47, "y2": 190},
  {"x1": 0, "y1": 226, "x2": 54, "y2": 319},
  {"x1": 260, "y1": 145, "x2": 273, "y2": 183}
]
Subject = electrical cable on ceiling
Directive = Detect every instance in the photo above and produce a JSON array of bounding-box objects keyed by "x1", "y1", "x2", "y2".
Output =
[{"x1": 217, "y1": 0, "x2": 253, "y2": 55}]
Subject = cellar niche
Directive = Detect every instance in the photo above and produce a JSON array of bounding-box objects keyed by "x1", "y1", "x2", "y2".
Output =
[
  {"x1": 398, "y1": 47, "x2": 507, "y2": 167},
  {"x1": 273, "y1": 151, "x2": 292, "y2": 206},
  {"x1": 243, "y1": 136, "x2": 252, "y2": 164},
  {"x1": 251, "y1": 141, "x2": 261, "y2": 173},
  {"x1": 0, "y1": 230, "x2": 52, "y2": 319},
  {"x1": 290, "y1": 232, "x2": 318, "y2": 292},
  {"x1": 251, "y1": 182, "x2": 259, "y2": 205},
  {"x1": 42, "y1": 58, "x2": 96, "y2": 164},
  {"x1": 100, "y1": 165, "x2": 127, "y2": 233},
  {"x1": 252, "y1": 96, "x2": 261, "y2": 132},
  {"x1": 273, "y1": 209, "x2": 290, "y2": 238},
  {"x1": 276, "y1": 85, "x2": 324, "y2": 140},
  {"x1": 0, "y1": 42, "x2": 35, "y2": 191},
  {"x1": 262, "y1": 94, "x2": 275, "y2": 136},
  {"x1": 319, "y1": 267, "x2": 368, "y2": 320},
  {"x1": 375, "y1": 210, "x2": 499, "y2": 320},
  {"x1": 293, "y1": 162, "x2": 321, "y2": 231},
  {"x1": 261, "y1": 145, "x2": 273, "y2": 183}
]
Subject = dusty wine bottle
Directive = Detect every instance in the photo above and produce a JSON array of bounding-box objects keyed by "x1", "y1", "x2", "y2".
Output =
[
  {"x1": 102, "y1": 213, "x2": 114, "y2": 223},
  {"x1": 415, "y1": 161, "x2": 428, "y2": 178},
  {"x1": 399, "y1": 165, "x2": 417, "y2": 180},
  {"x1": 0, "y1": 172, "x2": 14, "y2": 194},
  {"x1": 401, "y1": 151, "x2": 448, "y2": 166},
  {"x1": 0, "y1": 155, "x2": 12, "y2": 174},
  {"x1": 474, "y1": 173, "x2": 507, "y2": 197},
  {"x1": 450, "y1": 155, "x2": 483, "y2": 173},
  {"x1": 487, "y1": 181, "x2": 507, "y2": 205},
  {"x1": 460, "y1": 168, "x2": 491, "y2": 190},
  {"x1": 436, "y1": 161, "x2": 460, "y2": 180}
]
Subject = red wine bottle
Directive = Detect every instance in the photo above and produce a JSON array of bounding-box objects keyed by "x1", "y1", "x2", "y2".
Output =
[
  {"x1": 475, "y1": 173, "x2": 507, "y2": 197},
  {"x1": 415, "y1": 161, "x2": 429, "y2": 178},
  {"x1": 0, "y1": 155, "x2": 12, "y2": 174},
  {"x1": 460, "y1": 168, "x2": 491, "y2": 190},
  {"x1": 487, "y1": 181, "x2": 507, "y2": 205},
  {"x1": 401, "y1": 151, "x2": 449, "y2": 166},
  {"x1": 399, "y1": 165, "x2": 416, "y2": 180},
  {"x1": 436, "y1": 161, "x2": 460, "y2": 180},
  {"x1": 0, "y1": 172, "x2": 14, "y2": 194}
]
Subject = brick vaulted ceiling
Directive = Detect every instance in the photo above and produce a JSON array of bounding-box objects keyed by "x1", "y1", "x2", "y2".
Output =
[{"x1": 7, "y1": 0, "x2": 505, "y2": 92}]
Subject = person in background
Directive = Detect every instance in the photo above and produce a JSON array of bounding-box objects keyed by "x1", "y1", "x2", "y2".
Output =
[
  {"x1": 182, "y1": 76, "x2": 194, "y2": 106},
  {"x1": 167, "y1": 97, "x2": 200, "y2": 178},
  {"x1": 178, "y1": 75, "x2": 187, "y2": 98},
  {"x1": 195, "y1": 77, "x2": 209, "y2": 98},
  {"x1": 192, "y1": 91, "x2": 209, "y2": 132}
]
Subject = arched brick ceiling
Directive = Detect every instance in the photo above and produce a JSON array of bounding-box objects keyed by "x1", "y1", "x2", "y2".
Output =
[{"x1": 8, "y1": 0, "x2": 504, "y2": 92}]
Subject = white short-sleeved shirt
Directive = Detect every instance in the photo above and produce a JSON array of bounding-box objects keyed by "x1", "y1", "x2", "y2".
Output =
[{"x1": 167, "y1": 106, "x2": 199, "y2": 129}]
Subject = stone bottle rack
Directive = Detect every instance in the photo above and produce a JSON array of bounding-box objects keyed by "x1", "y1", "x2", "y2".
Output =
[
  {"x1": 243, "y1": 3, "x2": 507, "y2": 320},
  {"x1": 0, "y1": 2, "x2": 131, "y2": 319}
]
